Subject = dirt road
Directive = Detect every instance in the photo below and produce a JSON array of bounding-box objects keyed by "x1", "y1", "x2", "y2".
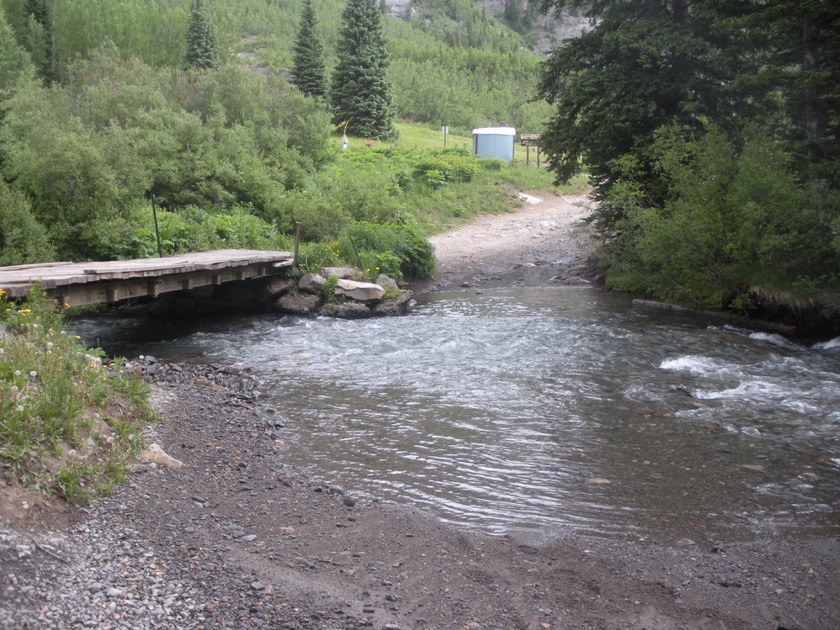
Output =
[{"x1": 415, "y1": 191, "x2": 599, "y2": 292}]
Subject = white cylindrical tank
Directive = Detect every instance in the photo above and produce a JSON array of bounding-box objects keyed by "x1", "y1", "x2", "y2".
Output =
[{"x1": 472, "y1": 127, "x2": 516, "y2": 162}]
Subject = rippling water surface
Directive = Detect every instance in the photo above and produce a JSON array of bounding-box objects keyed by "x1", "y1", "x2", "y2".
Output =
[{"x1": 71, "y1": 288, "x2": 840, "y2": 542}]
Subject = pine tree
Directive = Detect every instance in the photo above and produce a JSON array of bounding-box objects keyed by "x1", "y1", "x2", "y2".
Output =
[
  {"x1": 291, "y1": 0, "x2": 327, "y2": 100},
  {"x1": 330, "y1": 0, "x2": 397, "y2": 140},
  {"x1": 185, "y1": 0, "x2": 220, "y2": 70},
  {"x1": 503, "y1": 0, "x2": 523, "y2": 33},
  {"x1": 23, "y1": 0, "x2": 52, "y2": 82},
  {"x1": 0, "y1": 6, "x2": 32, "y2": 90}
]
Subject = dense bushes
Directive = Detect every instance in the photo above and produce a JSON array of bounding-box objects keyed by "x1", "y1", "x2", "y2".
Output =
[
  {"x1": 338, "y1": 222, "x2": 435, "y2": 281},
  {"x1": 606, "y1": 127, "x2": 840, "y2": 306},
  {"x1": 0, "y1": 44, "x2": 330, "y2": 261}
]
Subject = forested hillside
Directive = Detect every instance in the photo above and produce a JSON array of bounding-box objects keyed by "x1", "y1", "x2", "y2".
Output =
[{"x1": 0, "y1": 0, "x2": 555, "y2": 267}]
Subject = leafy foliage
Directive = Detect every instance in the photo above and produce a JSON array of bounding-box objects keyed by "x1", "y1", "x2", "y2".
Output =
[
  {"x1": 0, "y1": 185, "x2": 55, "y2": 265},
  {"x1": 607, "y1": 127, "x2": 840, "y2": 305},
  {"x1": 0, "y1": 287, "x2": 154, "y2": 501},
  {"x1": 338, "y1": 222, "x2": 435, "y2": 280},
  {"x1": 538, "y1": 0, "x2": 840, "y2": 303}
]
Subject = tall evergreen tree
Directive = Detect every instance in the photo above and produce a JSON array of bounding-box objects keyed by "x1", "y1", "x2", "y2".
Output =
[
  {"x1": 0, "y1": 7, "x2": 32, "y2": 90},
  {"x1": 291, "y1": 0, "x2": 327, "y2": 100},
  {"x1": 185, "y1": 0, "x2": 220, "y2": 70},
  {"x1": 330, "y1": 0, "x2": 397, "y2": 140},
  {"x1": 537, "y1": 0, "x2": 840, "y2": 215},
  {"x1": 536, "y1": 0, "x2": 774, "y2": 228},
  {"x1": 23, "y1": 0, "x2": 52, "y2": 82}
]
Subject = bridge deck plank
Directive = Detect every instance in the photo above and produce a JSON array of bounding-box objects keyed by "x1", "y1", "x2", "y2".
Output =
[{"x1": 0, "y1": 250, "x2": 294, "y2": 303}]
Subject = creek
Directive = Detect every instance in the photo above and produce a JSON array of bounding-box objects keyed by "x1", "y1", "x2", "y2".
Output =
[{"x1": 70, "y1": 287, "x2": 840, "y2": 543}]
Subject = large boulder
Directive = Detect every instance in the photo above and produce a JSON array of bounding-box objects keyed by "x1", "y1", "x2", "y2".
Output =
[
  {"x1": 298, "y1": 273, "x2": 326, "y2": 294},
  {"x1": 319, "y1": 302, "x2": 372, "y2": 319},
  {"x1": 372, "y1": 290, "x2": 416, "y2": 316},
  {"x1": 274, "y1": 291, "x2": 322, "y2": 315},
  {"x1": 322, "y1": 266, "x2": 355, "y2": 279},
  {"x1": 335, "y1": 279, "x2": 385, "y2": 302},
  {"x1": 375, "y1": 274, "x2": 400, "y2": 291}
]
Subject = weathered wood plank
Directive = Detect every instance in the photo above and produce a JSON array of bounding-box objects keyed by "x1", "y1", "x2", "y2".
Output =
[{"x1": 0, "y1": 250, "x2": 294, "y2": 305}]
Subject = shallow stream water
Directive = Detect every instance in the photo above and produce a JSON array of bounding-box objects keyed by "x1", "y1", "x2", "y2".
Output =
[{"x1": 70, "y1": 288, "x2": 840, "y2": 543}]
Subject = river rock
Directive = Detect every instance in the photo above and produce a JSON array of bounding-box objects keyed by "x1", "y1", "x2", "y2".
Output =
[
  {"x1": 376, "y1": 274, "x2": 400, "y2": 291},
  {"x1": 335, "y1": 279, "x2": 385, "y2": 301},
  {"x1": 322, "y1": 266, "x2": 355, "y2": 279},
  {"x1": 372, "y1": 290, "x2": 415, "y2": 316},
  {"x1": 274, "y1": 291, "x2": 322, "y2": 315},
  {"x1": 319, "y1": 302, "x2": 372, "y2": 319},
  {"x1": 139, "y1": 443, "x2": 184, "y2": 469},
  {"x1": 253, "y1": 277, "x2": 295, "y2": 303},
  {"x1": 298, "y1": 273, "x2": 325, "y2": 294}
]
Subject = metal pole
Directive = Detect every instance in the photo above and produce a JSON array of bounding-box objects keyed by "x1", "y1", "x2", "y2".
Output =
[
  {"x1": 293, "y1": 221, "x2": 302, "y2": 268},
  {"x1": 151, "y1": 194, "x2": 163, "y2": 258}
]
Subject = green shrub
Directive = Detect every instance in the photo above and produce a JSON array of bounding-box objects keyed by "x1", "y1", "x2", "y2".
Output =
[
  {"x1": 338, "y1": 222, "x2": 435, "y2": 280},
  {"x1": 413, "y1": 151, "x2": 481, "y2": 188},
  {"x1": 609, "y1": 126, "x2": 840, "y2": 305},
  {"x1": 0, "y1": 186, "x2": 56, "y2": 265},
  {"x1": 296, "y1": 241, "x2": 343, "y2": 274},
  {"x1": 0, "y1": 287, "x2": 154, "y2": 502}
]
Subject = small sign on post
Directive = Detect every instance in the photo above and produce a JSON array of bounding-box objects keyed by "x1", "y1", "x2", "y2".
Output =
[{"x1": 520, "y1": 134, "x2": 542, "y2": 166}]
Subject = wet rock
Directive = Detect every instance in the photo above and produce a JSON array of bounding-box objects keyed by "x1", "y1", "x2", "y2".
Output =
[
  {"x1": 298, "y1": 273, "x2": 326, "y2": 294},
  {"x1": 258, "y1": 277, "x2": 295, "y2": 301},
  {"x1": 319, "y1": 302, "x2": 372, "y2": 319},
  {"x1": 372, "y1": 290, "x2": 415, "y2": 316},
  {"x1": 274, "y1": 291, "x2": 322, "y2": 315}
]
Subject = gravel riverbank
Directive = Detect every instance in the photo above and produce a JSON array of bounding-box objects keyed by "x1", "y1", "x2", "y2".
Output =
[{"x1": 2, "y1": 191, "x2": 839, "y2": 629}]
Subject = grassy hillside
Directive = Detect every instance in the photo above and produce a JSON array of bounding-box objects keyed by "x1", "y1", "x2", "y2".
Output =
[
  {"x1": 1, "y1": 0, "x2": 548, "y2": 133},
  {"x1": 0, "y1": 0, "x2": 569, "y2": 267}
]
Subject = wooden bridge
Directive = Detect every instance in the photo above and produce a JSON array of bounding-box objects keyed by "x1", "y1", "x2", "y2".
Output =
[{"x1": 0, "y1": 250, "x2": 295, "y2": 307}]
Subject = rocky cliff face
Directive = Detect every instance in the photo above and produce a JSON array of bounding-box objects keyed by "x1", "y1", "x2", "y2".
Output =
[{"x1": 382, "y1": 0, "x2": 590, "y2": 53}]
